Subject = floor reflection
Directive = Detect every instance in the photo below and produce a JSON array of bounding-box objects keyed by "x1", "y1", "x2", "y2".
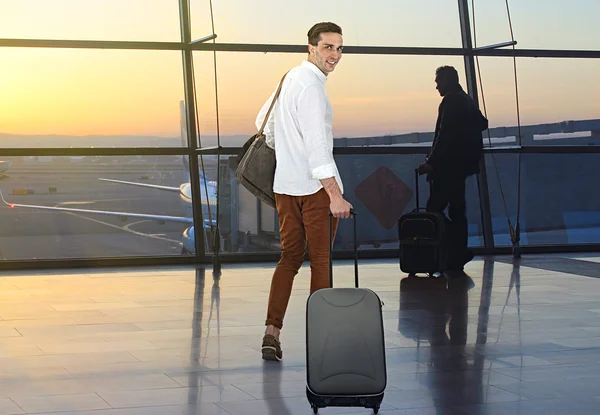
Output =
[
  {"x1": 396, "y1": 258, "x2": 526, "y2": 413},
  {"x1": 3, "y1": 253, "x2": 600, "y2": 413},
  {"x1": 398, "y1": 273, "x2": 473, "y2": 349},
  {"x1": 475, "y1": 259, "x2": 495, "y2": 347},
  {"x1": 187, "y1": 267, "x2": 221, "y2": 411},
  {"x1": 487, "y1": 258, "x2": 522, "y2": 346},
  {"x1": 398, "y1": 270, "x2": 479, "y2": 413},
  {"x1": 262, "y1": 362, "x2": 293, "y2": 415}
]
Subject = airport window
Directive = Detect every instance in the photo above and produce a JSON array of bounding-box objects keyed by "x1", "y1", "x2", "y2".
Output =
[
  {"x1": 207, "y1": 152, "x2": 485, "y2": 255},
  {"x1": 0, "y1": 49, "x2": 186, "y2": 148},
  {"x1": 473, "y1": 57, "x2": 600, "y2": 147},
  {"x1": 0, "y1": 0, "x2": 598, "y2": 267},
  {"x1": 193, "y1": 52, "x2": 467, "y2": 147},
  {"x1": 0, "y1": 156, "x2": 193, "y2": 261},
  {"x1": 469, "y1": 0, "x2": 600, "y2": 51},
  {"x1": 0, "y1": 0, "x2": 181, "y2": 41},
  {"x1": 190, "y1": 0, "x2": 462, "y2": 47},
  {"x1": 485, "y1": 152, "x2": 600, "y2": 247}
]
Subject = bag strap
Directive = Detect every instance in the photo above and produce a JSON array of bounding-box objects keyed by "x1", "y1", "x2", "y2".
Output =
[{"x1": 257, "y1": 72, "x2": 288, "y2": 135}]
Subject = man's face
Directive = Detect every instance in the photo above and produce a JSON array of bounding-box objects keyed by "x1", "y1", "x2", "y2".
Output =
[
  {"x1": 308, "y1": 32, "x2": 343, "y2": 76},
  {"x1": 435, "y1": 74, "x2": 450, "y2": 97}
]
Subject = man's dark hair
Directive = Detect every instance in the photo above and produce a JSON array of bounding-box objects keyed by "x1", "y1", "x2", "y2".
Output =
[
  {"x1": 435, "y1": 65, "x2": 459, "y2": 85},
  {"x1": 307, "y1": 22, "x2": 342, "y2": 46}
]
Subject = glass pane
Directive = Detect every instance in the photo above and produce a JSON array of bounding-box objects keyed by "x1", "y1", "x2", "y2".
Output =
[
  {"x1": 485, "y1": 152, "x2": 600, "y2": 246},
  {"x1": 0, "y1": 49, "x2": 186, "y2": 148},
  {"x1": 474, "y1": 57, "x2": 600, "y2": 147},
  {"x1": 192, "y1": 0, "x2": 462, "y2": 47},
  {"x1": 0, "y1": 0, "x2": 181, "y2": 41},
  {"x1": 209, "y1": 153, "x2": 484, "y2": 255},
  {"x1": 0, "y1": 155, "x2": 195, "y2": 260},
  {"x1": 193, "y1": 51, "x2": 466, "y2": 147},
  {"x1": 470, "y1": 0, "x2": 600, "y2": 50}
]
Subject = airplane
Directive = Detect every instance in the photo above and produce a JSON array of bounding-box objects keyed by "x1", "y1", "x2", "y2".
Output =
[{"x1": 0, "y1": 102, "x2": 218, "y2": 255}]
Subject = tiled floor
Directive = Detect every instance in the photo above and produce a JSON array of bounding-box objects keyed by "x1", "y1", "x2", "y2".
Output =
[{"x1": 1, "y1": 254, "x2": 600, "y2": 414}]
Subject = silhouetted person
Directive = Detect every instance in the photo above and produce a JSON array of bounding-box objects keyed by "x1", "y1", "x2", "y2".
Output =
[{"x1": 418, "y1": 65, "x2": 488, "y2": 275}]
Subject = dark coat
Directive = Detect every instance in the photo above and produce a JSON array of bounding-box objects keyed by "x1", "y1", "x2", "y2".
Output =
[{"x1": 426, "y1": 84, "x2": 488, "y2": 179}]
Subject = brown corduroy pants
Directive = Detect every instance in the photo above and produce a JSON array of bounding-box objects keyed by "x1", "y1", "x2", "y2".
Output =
[{"x1": 265, "y1": 189, "x2": 338, "y2": 329}]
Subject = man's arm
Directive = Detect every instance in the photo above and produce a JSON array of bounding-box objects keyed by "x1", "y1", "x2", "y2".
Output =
[
  {"x1": 297, "y1": 84, "x2": 338, "y2": 184},
  {"x1": 319, "y1": 177, "x2": 343, "y2": 203}
]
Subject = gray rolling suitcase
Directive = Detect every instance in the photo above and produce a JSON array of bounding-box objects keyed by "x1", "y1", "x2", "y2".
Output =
[{"x1": 306, "y1": 211, "x2": 387, "y2": 414}]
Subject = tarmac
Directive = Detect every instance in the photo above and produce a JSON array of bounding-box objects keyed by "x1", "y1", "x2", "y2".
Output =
[{"x1": 0, "y1": 162, "x2": 192, "y2": 261}]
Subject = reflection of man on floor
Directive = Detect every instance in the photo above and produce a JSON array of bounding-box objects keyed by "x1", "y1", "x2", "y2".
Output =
[
  {"x1": 417, "y1": 65, "x2": 488, "y2": 276},
  {"x1": 399, "y1": 276, "x2": 472, "y2": 349},
  {"x1": 399, "y1": 275, "x2": 482, "y2": 412}
]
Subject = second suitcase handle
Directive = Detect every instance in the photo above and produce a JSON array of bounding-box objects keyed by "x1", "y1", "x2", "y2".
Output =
[
  {"x1": 329, "y1": 209, "x2": 359, "y2": 289},
  {"x1": 414, "y1": 168, "x2": 431, "y2": 212},
  {"x1": 414, "y1": 168, "x2": 420, "y2": 209}
]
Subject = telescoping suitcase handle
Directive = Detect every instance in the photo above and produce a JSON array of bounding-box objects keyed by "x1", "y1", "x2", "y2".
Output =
[
  {"x1": 413, "y1": 168, "x2": 431, "y2": 212},
  {"x1": 414, "y1": 168, "x2": 421, "y2": 210},
  {"x1": 329, "y1": 209, "x2": 359, "y2": 289}
]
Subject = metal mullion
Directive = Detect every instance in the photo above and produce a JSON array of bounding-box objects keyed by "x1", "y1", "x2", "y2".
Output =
[
  {"x1": 0, "y1": 256, "x2": 202, "y2": 271},
  {"x1": 2, "y1": 38, "x2": 598, "y2": 59},
  {"x1": 2, "y1": 242, "x2": 600, "y2": 271},
  {"x1": 190, "y1": 43, "x2": 600, "y2": 59},
  {"x1": 474, "y1": 48, "x2": 600, "y2": 59},
  {"x1": 458, "y1": 0, "x2": 495, "y2": 249},
  {"x1": 179, "y1": 0, "x2": 206, "y2": 261},
  {"x1": 496, "y1": 146, "x2": 600, "y2": 154},
  {"x1": 196, "y1": 146, "x2": 600, "y2": 156},
  {"x1": 0, "y1": 148, "x2": 190, "y2": 157},
  {"x1": 0, "y1": 38, "x2": 185, "y2": 50},
  {"x1": 189, "y1": 43, "x2": 467, "y2": 55}
]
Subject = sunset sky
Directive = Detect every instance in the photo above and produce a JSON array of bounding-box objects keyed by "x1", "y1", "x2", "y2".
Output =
[{"x1": 0, "y1": 0, "x2": 598, "y2": 144}]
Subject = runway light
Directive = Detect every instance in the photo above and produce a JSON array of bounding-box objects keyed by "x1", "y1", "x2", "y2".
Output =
[{"x1": 9, "y1": 204, "x2": 15, "y2": 208}]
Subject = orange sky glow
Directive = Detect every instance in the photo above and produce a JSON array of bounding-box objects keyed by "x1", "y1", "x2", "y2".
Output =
[{"x1": 0, "y1": 1, "x2": 598, "y2": 141}]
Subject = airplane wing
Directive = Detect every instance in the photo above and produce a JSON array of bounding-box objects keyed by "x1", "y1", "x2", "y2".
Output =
[
  {"x1": 0, "y1": 190, "x2": 193, "y2": 224},
  {"x1": 98, "y1": 178, "x2": 181, "y2": 192}
]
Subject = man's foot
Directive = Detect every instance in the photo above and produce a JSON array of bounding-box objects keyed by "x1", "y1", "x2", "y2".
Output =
[
  {"x1": 262, "y1": 334, "x2": 283, "y2": 361},
  {"x1": 446, "y1": 250, "x2": 475, "y2": 272}
]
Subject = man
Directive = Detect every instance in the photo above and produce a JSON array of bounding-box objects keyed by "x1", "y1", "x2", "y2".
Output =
[
  {"x1": 255, "y1": 22, "x2": 353, "y2": 361},
  {"x1": 418, "y1": 65, "x2": 488, "y2": 276}
]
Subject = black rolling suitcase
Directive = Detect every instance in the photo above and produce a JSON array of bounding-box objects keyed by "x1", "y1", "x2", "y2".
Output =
[
  {"x1": 398, "y1": 169, "x2": 449, "y2": 276},
  {"x1": 306, "y1": 211, "x2": 387, "y2": 414}
]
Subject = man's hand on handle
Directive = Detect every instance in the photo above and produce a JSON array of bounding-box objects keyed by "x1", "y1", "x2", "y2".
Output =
[
  {"x1": 319, "y1": 177, "x2": 353, "y2": 219},
  {"x1": 330, "y1": 196, "x2": 353, "y2": 219},
  {"x1": 417, "y1": 163, "x2": 434, "y2": 175}
]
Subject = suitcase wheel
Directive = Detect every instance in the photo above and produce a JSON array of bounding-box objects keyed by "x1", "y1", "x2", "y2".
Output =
[
  {"x1": 374, "y1": 405, "x2": 380, "y2": 414},
  {"x1": 311, "y1": 403, "x2": 318, "y2": 414}
]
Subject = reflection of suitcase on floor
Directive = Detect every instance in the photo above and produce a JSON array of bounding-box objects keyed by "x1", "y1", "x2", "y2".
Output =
[
  {"x1": 398, "y1": 169, "x2": 449, "y2": 276},
  {"x1": 398, "y1": 275, "x2": 448, "y2": 339},
  {"x1": 306, "y1": 211, "x2": 387, "y2": 414}
]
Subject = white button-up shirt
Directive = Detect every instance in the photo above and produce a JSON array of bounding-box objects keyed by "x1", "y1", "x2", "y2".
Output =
[{"x1": 255, "y1": 60, "x2": 344, "y2": 196}]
